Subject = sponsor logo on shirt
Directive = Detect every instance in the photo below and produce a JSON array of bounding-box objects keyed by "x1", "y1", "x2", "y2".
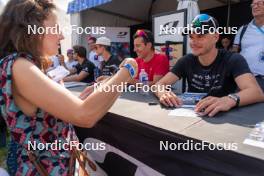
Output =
[{"x1": 259, "y1": 51, "x2": 264, "y2": 62}]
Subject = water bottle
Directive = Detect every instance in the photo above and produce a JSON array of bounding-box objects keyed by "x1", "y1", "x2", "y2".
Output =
[
  {"x1": 94, "y1": 67, "x2": 100, "y2": 81},
  {"x1": 139, "y1": 69, "x2": 149, "y2": 95}
]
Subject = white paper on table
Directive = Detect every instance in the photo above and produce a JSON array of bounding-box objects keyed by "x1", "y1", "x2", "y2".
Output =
[
  {"x1": 243, "y1": 122, "x2": 264, "y2": 149},
  {"x1": 47, "y1": 66, "x2": 70, "y2": 82},
  {"x1": 168, "y1": 108, "x2": 198, "y2": 118},
  {"x1": 181, "y1": 105, "x2": 196, "y2": 108},
  {"x1": 243, "y1": 139, "x2": 264, "y2": 149}
]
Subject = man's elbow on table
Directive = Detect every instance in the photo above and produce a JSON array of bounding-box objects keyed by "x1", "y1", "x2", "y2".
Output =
[
  {"x1": 256, "y1": 86, "x2": 264, "y2": 102},
  {"x1": 236, "y1": 73, "x2": 264, "y2": 106}
]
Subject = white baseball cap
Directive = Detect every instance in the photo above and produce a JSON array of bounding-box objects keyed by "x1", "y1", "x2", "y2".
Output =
[{"x1": 96, "y1": 37, "x2": 111, "y2": 46}]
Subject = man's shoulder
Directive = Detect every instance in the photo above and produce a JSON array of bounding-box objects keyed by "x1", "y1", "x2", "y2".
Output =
[
  {"x1": 74, "y1": 63, "x2": 81, "y2": 70},
  {"x1": 218, "y1": 49, "x2": 246, "y2": 67},
  {"x1": 178, "y1": 53, "x2": 195, "y2": 62},
  {"x1": 83, "y1": 59, "x2": 95, "y2": 67},
  {"x1": 135, "y1": 57, "x2": 143, "y2": 62},
  {"x1": 172, "y1": 54, "x2": 195, "y2": 69},
  {"x1": 88, "y1": 60, "x2": 96, "y2": 67},
  {"x1": 154, "y1": 53, "x2": 167, "y2": 59},
  {"x1": 219, "y1": 49, "x2": 244, "y2": 61},
  {"x1": 152, "y1": 53, "x2": 168, "y2": 63},
  {"x1": 109, "y1": 55, "x2": 121, "y2": 65}
]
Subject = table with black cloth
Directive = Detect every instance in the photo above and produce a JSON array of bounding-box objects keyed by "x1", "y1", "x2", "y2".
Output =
[{"x1": 69, "y1": 86, "x2": 264, "y2": 176}]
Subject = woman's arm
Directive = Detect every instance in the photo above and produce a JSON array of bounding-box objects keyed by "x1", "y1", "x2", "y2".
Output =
[{"x1": 12, "y1": 58, "x2": 137, "y2": 128}]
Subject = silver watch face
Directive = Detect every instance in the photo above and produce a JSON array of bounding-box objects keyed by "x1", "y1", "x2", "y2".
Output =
[{"x1": 229, "y1": 94, "x2": 237, "y2": 101}]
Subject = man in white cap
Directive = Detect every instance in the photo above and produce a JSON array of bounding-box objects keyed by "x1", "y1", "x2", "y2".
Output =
[{"x1": 95, "y1": 37, "x2": 121, "y2": 82}]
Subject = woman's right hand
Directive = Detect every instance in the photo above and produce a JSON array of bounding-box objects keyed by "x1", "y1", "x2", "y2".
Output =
[
  {"x1": 79, "y1": 85, "x2": 96, "y2": 100},
  {"x1": 119, "y1": 58, "x2": 138, "y2": 79},
  {"x1": 96, "y1": 75, "x2": 110, "y2": 82}
]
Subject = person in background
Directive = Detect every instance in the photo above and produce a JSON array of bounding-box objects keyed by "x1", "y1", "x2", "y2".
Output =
[
  {"x1": 233, "y1": 0, "x2": 264, "y2": 91},
  {"x1": 133, "y1": 29, "x2": 169, "y2": 86},
  {"x1": 154, "y1": 14, "x2": 264, "y2": 117},
  {"x1": 95, "y1": 37, "x2": 121, "y2": 82},
  {"x1": 87, "y1": 37, "x2": 103, "y2": 69},
  {"x1": 220, "y1": 37, "x2": 232, "y2": 51},
  {"x1": 65, "y1": 49, "x2": 78, "y2": 70},
  {"x1": 46, "y1": 55, "x2": 60, "y2": 71},
  {"x1": 63, "y1": 45, "x2": 95, "y2": 83}
]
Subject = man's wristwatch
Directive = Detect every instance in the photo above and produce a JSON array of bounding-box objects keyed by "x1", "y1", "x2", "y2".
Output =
[
  {"x1": 228, "y1": 94, "x2": 240, "y2": 108},
  {"x1": 122, "y1": 63, "x2": 135, "y2": 78}
]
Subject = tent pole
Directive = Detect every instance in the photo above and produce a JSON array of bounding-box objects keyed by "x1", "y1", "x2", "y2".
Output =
[
  {"x1": 148, "y1": 0, "x2": 156, "y2": 22},
  {"x1": 227, "y1": 0, "x2": 231, "y2": 27}
]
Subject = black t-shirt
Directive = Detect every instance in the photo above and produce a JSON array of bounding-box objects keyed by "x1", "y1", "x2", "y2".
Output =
[
  {"x1": 101, "y1": 55, "x2": 121, "y2": 76},
  {"x1": 171, "y1": 49, "x2": 251, "y2": 97},
  {"x1": 74, "y1": 59, "x2": 95, "y2": 83}
]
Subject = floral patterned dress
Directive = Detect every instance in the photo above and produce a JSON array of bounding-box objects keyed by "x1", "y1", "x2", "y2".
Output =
[{"x1": 0, "y1": 53, "x2": 78, "y2": 176}]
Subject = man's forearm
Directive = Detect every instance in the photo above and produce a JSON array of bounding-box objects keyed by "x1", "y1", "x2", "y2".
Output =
[
  {"x1": 237, "y1": 87, "x2": 264, "y2": 106},
  {"x1": 63, "y1": 75, "x2": 81, "y2": 82},
  {"x1": 153, "y1": 82, "x2": 167, "y2": 98}
]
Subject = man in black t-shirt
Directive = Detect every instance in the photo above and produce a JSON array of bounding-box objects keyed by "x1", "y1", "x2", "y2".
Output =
[
  {"x1": 101, "y1": 55, "x2": 121, "y2": 76},
  {"x1": 155, "y1": 14, "x2": 264, "y2": 117},
  {"x1": 63, "y1": 45, "x2": 95, "y2": 83},
  {"x1": 94, "y1": 37, "x2": 121, "y2": 82}
]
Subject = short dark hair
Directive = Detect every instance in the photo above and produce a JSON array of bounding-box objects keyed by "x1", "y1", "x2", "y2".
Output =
[
  {"x1": 133, "y1": 29, "x2": 154, "y2": 49},
  {"x1": 105, "y1": 46, "x2": 111, "y2": 53},
  {"x1": 73, "y1": 45, "x2": 87, "y2": 58},
  {"x1": 88, "y1": 37, "x2": 96, "y2": 43}
]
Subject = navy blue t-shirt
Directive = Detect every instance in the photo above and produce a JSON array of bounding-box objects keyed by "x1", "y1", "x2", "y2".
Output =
[
  {"x1": 171, "y1": 49, "x2": 251, "y2": 97},
  {"x1": 74, "y1": 59, "x2": 95, "y2": 83}
]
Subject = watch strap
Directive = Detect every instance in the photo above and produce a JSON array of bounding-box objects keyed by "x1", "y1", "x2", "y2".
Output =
[{"x1": 228, "y1": 94, "x2": 240, "y2": 108}]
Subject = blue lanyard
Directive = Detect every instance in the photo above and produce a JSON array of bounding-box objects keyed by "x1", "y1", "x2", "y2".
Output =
[{"x1": 253, "y1": 20, "x2": 264, "y2": 35}]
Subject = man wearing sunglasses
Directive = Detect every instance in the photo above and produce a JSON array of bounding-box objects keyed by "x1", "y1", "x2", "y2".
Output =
[
  {"x1": 133, "y1": 29, "x2": 169, "y2": 86},
  {"x1": 233, "y1": 0, "x2": 264, "y2": 91},
  {"x1": 154, "y1": 14, "x2": 264, "y2": 117}
]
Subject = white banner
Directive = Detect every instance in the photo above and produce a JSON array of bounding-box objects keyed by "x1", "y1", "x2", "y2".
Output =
[
  {"x1": 91, "y1": 27, "x2": 130, "y2": 43},
  {"x1": 153, "y1": 10, "x2": 187, "y2": 44}
]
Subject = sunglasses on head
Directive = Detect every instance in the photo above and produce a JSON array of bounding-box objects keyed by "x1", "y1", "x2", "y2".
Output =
[{"x1": 136, "y1": 30, "x2": 149, "y2": 40}]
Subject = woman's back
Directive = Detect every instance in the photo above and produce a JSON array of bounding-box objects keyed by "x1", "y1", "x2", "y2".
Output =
[{"x1": 0, "y1": 53, "x2": 77, "y2": 175}]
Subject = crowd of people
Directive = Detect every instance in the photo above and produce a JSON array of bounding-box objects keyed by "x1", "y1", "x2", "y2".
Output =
[{"x1": 0, "y1": 0, "x2": 263, "y2": 175}]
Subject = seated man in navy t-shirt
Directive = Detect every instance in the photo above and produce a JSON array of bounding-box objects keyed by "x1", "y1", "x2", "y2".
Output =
[
  {"x1": 63, "y1": 45, "x2": 95, "y2": 83},
  {"x1": 154, "y1": 14, "x2": 264, "y2": 117}
]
